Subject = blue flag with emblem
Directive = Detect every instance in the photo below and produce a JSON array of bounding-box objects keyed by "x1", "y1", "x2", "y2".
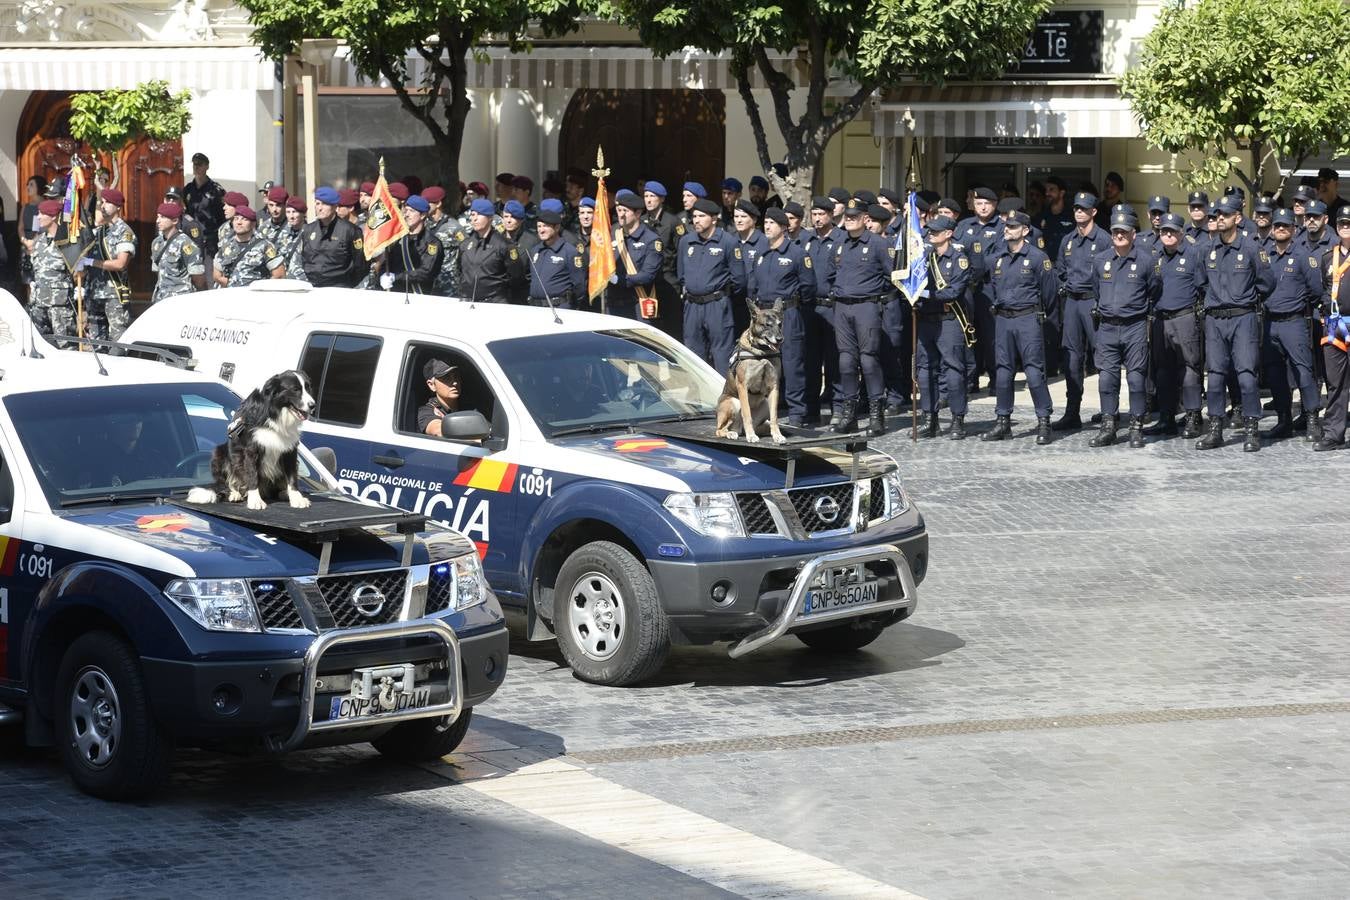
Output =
[{"x1": 894, "y1": 190, "x2": 928, "y2": 304}]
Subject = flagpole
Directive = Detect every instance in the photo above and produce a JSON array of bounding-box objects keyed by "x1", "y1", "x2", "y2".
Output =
[{"x1": 591, "y1": 147, "x2": 613, "y2": 316}]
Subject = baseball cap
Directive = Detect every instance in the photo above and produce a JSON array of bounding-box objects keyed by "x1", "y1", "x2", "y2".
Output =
[
  {"x1": 1271, "y1": 208, "x2": 1296, "y2": 227},
  {"x1": 925, "y1": 215, "x2": 956, "y2": 233},
  {"x1": 1215, "y1": 195, "x2": 1243, "y2": 214},
  {"x1": 1305, "y1": 199, "x2": 1329, "y2": 216},
  {"x1": 423, "y1": 359, "x2": 459, "y2": 382},
  {"x1": 1073, "y1": 191, "x2": 1098, "y2": 210},
  {"x1": 1147, "y1": 195, "x2": 1170, "y2": 212},
  {"x1": 1337, "y1": 207, "x2": 1350, "y2": 224},
  {"x1": 1157, "y1": 212, "x2": 1184, "y2": 232},
  {"x1": 1187, "y1": 191, "x2": 1209, "y2": 207},
  {"x1": 1110, "y1": 211, "x2": 1138, "y2": 231},
  {"x1": 1252, "y1": 198, "x2": 1274, "y2": 214},
  {"x1": 1003, "y1": 210, "x2": 1031, "y2": 227}
]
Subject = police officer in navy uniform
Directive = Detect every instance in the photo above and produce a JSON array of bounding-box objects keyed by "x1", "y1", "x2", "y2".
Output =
[
  {"x1": 299, "y1": 186, "x2": 366, "y2": 287},
  {"x1": 1317, "y1": 206, "x2": 1350, "y2": 450},
  {"x1": 1196, "y1": 193, "x2": 1276, "y2": 451},
  {"x1": 678, "y1": 197, "x2": 745, "y2": 375},
  {"x1": 1185, "y1": 191, "x2": 1210, "y2": 243},
  {"x1": 378, "y1": 194, "x2": 442, "y2": 293},
  {"x1": 753, "y1": 207, "x2": 815, "y2": 425},
  {"x1": 1034, "y1": 176, "x2": 1076, "y2": 263},
  {"x1": 1052, "y1": 191, "x2": 1110, "y2": 430},
  {"x1": 641, "y1": 181, "x2": 683, "y2": 336},
  {"x1": 731, "y1": 198, "x2": 769, "y2": 335},
  {"x1": 983, "y1": 211, "x2": 1057, "y2": 444},
  {"x1": 1299, "y1": 200, "x2": 1333, "y2": 254},
  {"x1": 1260, "y1": 207, "x2": 1323, "y2": 441},
  {"x1": 610, "y1": 189, "x2": 664, "y2": 319},
  {"x1": 868, "y1": 203, "x2": 912, "y2": 416},
  {"x1": 1251, "y1": 197, "x2": 1276, "y2": 250},
  {"x1": 827, "y1": 198, "x2": 895, "y2": 435},
  {"x1": 956, "y1": 186, "x2": 1004, "y2": 393},
  {"x1": 679, "y1": 182, "x2": 706, "y2": 233},
  {"x1": 458, "y1": 198, "x2": 522, "y2": 303},
  {"x1": 526, "y1": 198, "x2": 585, "y2": 309},
  {"x1": 914, "y1": 215, "x2": 972, "y2": 439},
  {"x1": 1088, "y1": 209, "x2": 1161, "y2": 448},
  {"x1": 804, "y1": 196, "x2": 845, "y2": 424},
  {"x1": 1149, "y1": 212, "x2": 1208, "y2": 439}
]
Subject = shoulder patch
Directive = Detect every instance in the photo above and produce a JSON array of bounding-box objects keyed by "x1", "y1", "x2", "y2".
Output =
[
  {"x1": 804, "y1": 256, "x2": 813, "y2": 269},
  {"x1": 427, "y1": 242, "x2": 439, "y2": 255},
  {"x1": 676, "y1": 224, "x2": 685, "y2": 235},
  {"x1": 1185, "y1": 234, "x2": 1196, "y2": 244},
  {"x1": 182, "y1": 243, "x2": 193, "y2": 256},
  {"x1": 1043, "y1": 258, "x2": 1052, "y2": 271},
  {"x1": 1259, "y1": 251, "x2": 1269, "y2": 264},
  {"x1": 887, "y1": 247, "x2": 896, "y2": 257},
  {"x1": 1311, "y1": 256, "x2": 1320, "y2": 268},
  {"x1": 734, "y1": 247, "x2": 742, "y2": 259},
  {"x1": 574, "y1": 255, "x2": 583, "y2": 268},
  {"x1": 264, "y1": 245, "x2": 277, "y2": 259},
  {"x1": 654, "y1": 240, "x2": 663, "y2": 253},
  {"x1": 958, "y1": 257, "x2": 968, "y2": 270},
  {"x1": 509, "y1": 247, "x2": 518, "y2": 260},
  {"x1": 1037, "y1": 237, "x2": 1045, "y2": 249},
  {"x1": 353, "y1": 238, "x2": 363, "y2": 249},
  {"x1": 973, "y1": 242, "x2": 982, "y2": 254}
]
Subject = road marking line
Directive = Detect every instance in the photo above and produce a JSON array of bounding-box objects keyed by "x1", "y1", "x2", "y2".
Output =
[{"x1": 428, "y1": 757, "x2": 925, "y2": 899}]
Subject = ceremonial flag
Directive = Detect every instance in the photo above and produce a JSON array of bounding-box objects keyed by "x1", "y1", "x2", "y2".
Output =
[
  {"x1": 894, "y1": 190, "x2": 928, "y2": 304},
  {"x1": 588, "y1": 153, "x2": 616, "y2": 303},
  {"x1": 63, "y1": 162, "x2": 86, "y2": 244},
  {"x1": 363, "y1": 160, "x2": 408, "y2": 260}
]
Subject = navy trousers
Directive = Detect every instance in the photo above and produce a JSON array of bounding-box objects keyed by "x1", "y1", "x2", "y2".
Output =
[
  {"x1": 776, "y1": 302, "x2": 808, "y2": 419},
  {"x1": 814, "y1": 303, "x2": 841, "y2": 414},
  {"x1": 1152, "y1": 312, "x2": 1204, "y2": 417},
  {"x1": 994, "y1": 310, "x2": 1053, "y2": 418},
  {"x1": 1263, "y1": 315, "x2": 1321, "y2": 417},
  {"x1": 835, "y1": 300, "x2": 884, "y2": 404},
  {"x1": 1061, "y1": 296, "x2": 1097, "y2": 413},
  {"x1": 683, "y1": 296, "x2": 735, "y2": 376},
  {"x1": 917, "y1": 315, "x2": 969, "y2": 417},
  {"x1": 1095, "y1": 319, "x2": 1149, "y2": 417},
  {"x1": 880, "y1": 297, "x2": 912, "y2": 406},
  {"x1": 1204, "y1": 311, "x2": 1261, "y2": 418}
]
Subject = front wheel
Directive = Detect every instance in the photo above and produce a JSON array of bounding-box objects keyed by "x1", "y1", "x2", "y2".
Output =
[
  {"x1": 371, "y1": 707, "x2": 473, "y2": 761},
  {"x1": 54, "y1": 631, "x2": 172, "y2": 800},
  {"x1": 554, "y1": 540, "x2": 669, "y2": 686},
  {"x1": 795, "y1": 620, "x2": 887, "y2": 652}
]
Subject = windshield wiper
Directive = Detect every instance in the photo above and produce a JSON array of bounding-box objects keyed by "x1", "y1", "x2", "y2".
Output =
[
  {"x1": 549, "y1": 421, "x2": 635, "y2": 438},
  {"x1": 59, "y1": 489, "x2": 186, "y2": 509},
  {"x1": 643, "y1": 411, "x2": 716, "y2": 424}
]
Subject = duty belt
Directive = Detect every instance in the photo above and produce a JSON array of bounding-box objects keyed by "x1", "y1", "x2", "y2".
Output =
[
  {"x1": 755, "y1": 296, "x2": 801, "y2": 309},
  {"x1": 918, "y1": 303, "x2": 961, "y2": 322},
  {"x1": 834, "y1": 294, "x2": 888, "y2": 305},
  {"x1": 1067, "y1": 291, "x2": 1094, "y2": 301},
  {"x1": 1157, "y1": 306, "x2": 1197, "y2": 320},
  {"x1": 994, "y1": 306, "x2": 1038, "y2": 318},
  {"x1": 1207, "y1": 304, "x2": 1257, "y2": 319},
  {"x1": 1098, "y1": 312, "x2": 1148, "y2": 326},
  {"x1": 1266, "y1": 308, "x2": 1308, "y2": 321},
  {"x1": 686, "y1": 288, "x2": 728, "y2": 304}
]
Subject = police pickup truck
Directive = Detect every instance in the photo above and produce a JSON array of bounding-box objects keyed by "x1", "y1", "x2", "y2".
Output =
[
  {"x1": 122, "y1": 283, "x2": 928, "y2": 686},
  {"x1": 0, "y1": 292, "x2": 506, "y2": 800}
]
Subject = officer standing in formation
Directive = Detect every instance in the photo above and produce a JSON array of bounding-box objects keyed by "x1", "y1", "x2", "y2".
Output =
[
  {"x1": 913, "y1": 214, "x2": 972, "y2": 439},
  {"x1": 1052, "y1": 191, "x2": 1110, "y2": 431},
  {"x1": 526, "y1": 198, "x2": 584, "y2": 309},
  {"x1": 182, "y1": 152, "x2": 225, "y2": 265},
  {"x1": 1261, "y1": 207, "x2": 1323, "y2": 441},
  {"x1": 827, "y1": 198, "x2": 894, "y2": 435},
  {"x1": 298, "y1": 187, "x2": 365, "y2": 288},
  {"x1": 804, "y1": 196, "x2": 845, "y2": 424},
  {"x1": 1149, "y1": 212, "x2": 1207, "y2": 438},
  {"x1": 751, "y1": 206, "x2": 814, "y2": 425},
  {"x1": 640, "y1": 181, "x2": 682, "y2": 335},
  {"x1": 1320, "y1": 207, "x2": 1350, "y2": 449},
  {"x1": 84, "y1": 189, "x2": 137, "y2": 341},
  {"x1": 214, "y1": 206, "x2": 284, "y2": 287},
  {"x1": 29, "y1": 198, "x2": 75, "y2": 345},
  {"x1": 377, "y1": 194, "x2": 441, "y2": 294},
  {"x1": 456, "y1": 198, "x2": 521, "y2": 304},
  {"x1": 678, "y1": 197, "x2": 744, "y2": 375},
  {"x1": 149, "y1": 202, "x2": 205, "y2": 303},
  {"x1": 610, "y1": 190, "x2": 663, "y2": 319}
]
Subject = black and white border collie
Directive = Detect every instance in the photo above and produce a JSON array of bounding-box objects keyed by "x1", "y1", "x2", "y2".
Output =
[{"x1": 187, "y1": 370, "x2": 316, "y2": 511}]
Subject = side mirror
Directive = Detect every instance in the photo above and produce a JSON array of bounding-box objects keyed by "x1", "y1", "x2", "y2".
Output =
[
  {"x1": 440, "y1": 410, "x2": 492, "y2": 443},
  {"x1": 311, "y1": 446, "x2": 338, "y2": 476}
]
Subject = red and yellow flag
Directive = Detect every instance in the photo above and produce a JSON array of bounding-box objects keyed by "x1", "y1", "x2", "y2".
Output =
[
  {"x1": 63, "y1": 162, "x2": 87, "y2": 245},
  {"x1": 588, "y1": 168, "x2": 616, "y2": 303},
  {"x1": 363, "y1": 163, "x2": 408, "y2": 260}
]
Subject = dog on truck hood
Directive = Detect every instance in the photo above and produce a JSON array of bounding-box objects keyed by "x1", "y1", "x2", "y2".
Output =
[
  {"x1": 187, "y1": 370, "x2": 316, "y2": 510},
  {"x1": 715, "y1": 300, "x2": 787, "y2": 444}
]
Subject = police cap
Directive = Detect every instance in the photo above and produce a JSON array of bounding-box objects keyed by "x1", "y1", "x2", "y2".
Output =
[
  {"x1": 853, "y1": 189, "x2": 878, "y2": 206},
  {"x1": 164, "y1": 186, "x2": 184, "y2": 201},
  {"x1": 1337, "y1": 206, "x2": 1350, "y2": 224},
  {"x1": 1306, "y1": 199, "x2": 1329, "y2": 216},
  {"x1": 1110, "y1": 211, "x2": 1138, "y2": 231},
  {"x1": 614, "y1": 190, "x2": 643, "y2": 211},
  {"x1": 972, "y1": 186, "x2": 998, "y2": 202},
  {"x1": 925, "y1": 215, "x2": 956, "y2": 233},
  {"x1": 42, "y1": 179, "x2": 64, "y2": 199},
  {"x1": 783, "y1": 201, "x2": 805, "y2": 219},
  {"x1": 763, "y1": 207, "x2": 789, "y2": 227},
  {"x1": 1003, "y1": 210, "x2": 1031, "y2": 227},
  {"x1": 734, "y1": 198, "x2": 760, "y2": 218},
  {"x1": 827, "y1": 187, "x2": 851, "y2": 205},
  {"x1": 867, "y1": 203, "x2": 892, "y2": 223},
  {"x1": 842, "y1": 198, "x2": 866, "y2": 217},
  {"x1": 1252, "y1": 197, "x2": 1274, "y2": 214},
  {"x1": 1187, "y1": 191, "x2": 1209, "y2": 207},
  {"x1": 423, "y1": 359, "x2": 459, "y2": 382},
  {"x1": 1215, "y1": 195, "x2": 1243, "y2": 215},
  {"x1": 1147, "y1": 195, "x2": 1170, "y2": 212},
  {"x1": 1157, "y1": 212, "x2": 1184, "y2": 232},
  {"x1": 692, "y1": 198, "x2": 721, "y2": 217},
  {"x1": 1271, "y1": 208, "x2": 1296, "y2": 227},
  {"x1": 1072, "y1": 191, "x2": 1098, "y2": 210},
  {"x1": 1293, "y1": 185, "x2": 1317, "y2": 203},
  {"x1": 810, "y1": 195, "x2": 834, "y2": 212}
]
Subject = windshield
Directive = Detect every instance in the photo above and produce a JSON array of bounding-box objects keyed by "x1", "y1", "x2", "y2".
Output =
[
  {"x1": 5, "y1": 383, "x2": 322, "y2": 508},
  {"x1": 489, "y1": 328, "x2": 723, "y2": 437}
]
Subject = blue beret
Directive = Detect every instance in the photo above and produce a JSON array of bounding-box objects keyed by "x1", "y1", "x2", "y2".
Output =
[
  {"x1": 643, "y1": 181, "x2": 667, "y2": 197},
  {"x1": 469, "y1": 198, "x2": 495, "y2": 216},
  {"x1": 314, "y1": 186, "x2": 340, "y2": 205},
  {"x1": 683, "y1": 182, "x2": 707, "y2": 198},
  {"x1": 405, "y1": 195, "x2": 430, "y2": 214},
  {"x1": 539, "y1": 198, "x2": 564, "y2": 214},
  {"x1": 503, "y1": 200, "x2": 525, "y2": 218},
  {"x1": 721, "y1": 178, "x2": 742, "y2": 192},
  {"x1": 579, "y1": 197, "x2": 596, "y2": 209},
  {"x1": 749, "y1": 175, "x2": 769, "y2": 189}
]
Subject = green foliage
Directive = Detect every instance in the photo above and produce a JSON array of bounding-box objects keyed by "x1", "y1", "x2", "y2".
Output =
[
  {"x1": 68, "y1": 80, "x2": 193, "y2": 154},
  {"x1": 856, "y1": 0, "x2": 1053, "y2": 84},
  {"x1": 1122, "y1": 0, "x2": 1350, "y2": 190}
]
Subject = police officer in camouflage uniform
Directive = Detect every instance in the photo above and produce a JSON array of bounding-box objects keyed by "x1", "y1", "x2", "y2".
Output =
[
  {"x1": 150, "y1": 201, "x2": 205, "y2": 303},
  {"x1": 214, "y1": 206, "x2": 285, "y2": 287},
  {"x1": 84, "y1": 188, "x2": 137, "y2": 341},
  {"x1": 29, "y1": 199, "x2": 75, "y2": 346},
  {"x1": 422, "y1": 186, "x2": 462, "y2": 297},
  {"x1": 218, "y1": 191, "x2": 248, "y2": 252},
  {"x1": 164, "y1": 187, "x2": 206, "y2": 252},
  {"x1": 260, "y1": 186, "x2": 289, "y2": 246},
  {"x1": 278, "y1": 197, "x2": 307, "y2": 282}
]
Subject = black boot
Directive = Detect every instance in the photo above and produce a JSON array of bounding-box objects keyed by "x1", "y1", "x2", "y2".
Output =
[
  {"x1": 1293, "y1": 411, "x2": 1308, "y2": 433},
  {"x1": 982, "y1": 415, "x2": 1011, "y2": 441},
  {"x1": 1243, "y1": 417, "x2": 1261, "y2": 452},
  {"x1": 1196, "y1": 417, "x2": 1225, "y2": 450},
  {"x1": 1036, "y1": 417, "x2": 1053, "y2": 445},
  {"x1": 868, "y1": 401, "x2": 886, "y2": 436},
  {"x1": 1182, "y1": 411, "x2": 1204, "y2": 439},
  {"x1": 1307, "y1": 410, "x2": 1325, "y2": 444},
  {"x1": 828, "y1": 401, "x2": 856, "y2": 433},
  {"x1": 1262, "y1": 413, "x2": 1293, "y2": 441},
  {"x1": 921, "y1": 413, "x2": 939, "y2": 438},
  {"x1": 1314, "y1": 434, "x2": 1343, "y2": 451},
  {"x1": 1143, "y1": 415, "x2": 1178, "y2": 436},
  {"x1": 1128, "y1": 416, "x2": 1146, "y2": 448},
  {"x1": 1050, "y1": 408, "x2": 1083, "y2": 431},
  {"x1": 1090, "y1": 415, "x2": 1118, "y2": 447},
  {"x1": 1090, "y1": 412, "x2": 1104, "y2": 424},
  {"x1": 950, "y1": 415, "x2": 967, "y2": 441}
]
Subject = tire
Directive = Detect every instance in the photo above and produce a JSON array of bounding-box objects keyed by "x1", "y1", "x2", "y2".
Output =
[
  {"x1": 795, "y1": 621, "x2": 887, "y2": 653},
  {"x1": 371, "y1": 707, "x2": 473, "y2": 762},
  {"x1": 54, "y1": 631, "x2": 172, "y2": 800},
  {"x1": 554, "y1": 540, "x2": 670, "y2": 686}
]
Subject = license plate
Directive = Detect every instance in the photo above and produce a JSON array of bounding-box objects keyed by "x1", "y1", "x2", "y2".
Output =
[
  {"x1": 329, "y1": 686, "x2": 432, "y2": 721},
  {"x1": 802, "y1": 579, "x2": 879, "y2": 616}
]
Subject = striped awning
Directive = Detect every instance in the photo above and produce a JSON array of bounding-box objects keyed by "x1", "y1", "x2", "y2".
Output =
[
  {"x1": 0, "y1": 46, "x2": 271, "y2": 92},
  {"x1": 874, "y1": 82, "x2": 1139, "y2": 139}
]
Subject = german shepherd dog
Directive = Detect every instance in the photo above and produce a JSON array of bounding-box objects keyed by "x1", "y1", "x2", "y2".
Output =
[
  {"x1": 715, "y1": 300, "x2": 787, "y2": 444},
  {"x1": 187, "y1": 370, "x2": 316, "y2": 510}
]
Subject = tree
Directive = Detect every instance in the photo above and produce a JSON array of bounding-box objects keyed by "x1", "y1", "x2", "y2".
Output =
[
  {"x1": 590, "y1": 0, "x2": 1053, "y2": 204},
  {"x1": 1122, "y1": 0, "x2": 1350, "y2": 195},
  {"x1": 68, "y1": 80, "x2": 193, "y2": 187},
  {"x1": 240, "y1": 0, "x2": 582, "y2": 211}
]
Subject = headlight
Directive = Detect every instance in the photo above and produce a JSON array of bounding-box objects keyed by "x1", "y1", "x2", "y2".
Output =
[
  {"x1": 164, "y1": 579, "x2": 260, "y2": 632},
  {"x1": 882, "y1": 470, "x2": 911, "y2": 519},
  {"x1": 663, "y1": 492, "x2": 745, "y2": 538},
  {"x1": 452, "y1": 553, "x2": 488, "y2": 610}
]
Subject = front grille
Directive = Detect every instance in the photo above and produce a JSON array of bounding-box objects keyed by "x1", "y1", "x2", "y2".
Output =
[
  {"x1": 317, "y1": 571, "x2": 407, "y2": 629},
  {"x1": 735, "y1": 493, "x2": 780, "y2": 535},
  {"x1": 426, "y1": 565, "x2": 455, "y2": 614},
  {"x1": 790, "y1": 482, "x2": 855, "y2": 534},
  {"x1": 251, "y1": 579, "x2": 305, "y2": 630},
  {"x1": 868, "y1": 477, "x2": 886, "y2": 521}
]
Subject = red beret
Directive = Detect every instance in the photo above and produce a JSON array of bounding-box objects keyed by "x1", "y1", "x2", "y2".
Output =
[
  {"x1": 101, "y1": 188, "x2": 125, "y2": 206},
  {"x1": 401, "y1": 175, "x2": 423, "y2": 194},
  {"x1": 337, "y1": 189, "x2": 359, "y2": 207},
  {"x1": 38, "y1": 199, "x2": 63, "y2": 217},
  {"x1": 511, "y1": 175, "x2": 533, "y2": 191},
  {"x1": 157, "y1": 202, "x2": 183, "y2": 218},
  {"x1": 234, "y1": 206, "x2": 258, "y2": 222},
  {"x1": 285, "y1": 196, "x2": 307, "y2": 212},
  {"x1": 360, "y1": 181, "x2": 376, "y2": 195},
  {"x1": 387, "y1": 182, "x2": 410, "y2": 201},
  {"x1": 468, "y1": 181, "x2": 489, "y2": 196},
  {"x1": 223, "y1": 191, "x2": 248, "y2": 207},
  {"x1": 421, "y1": 186, "x2": 446, "y2": 204},
  {"x1": 266, "y1": 186, "x2": 289, "y2": 203}
]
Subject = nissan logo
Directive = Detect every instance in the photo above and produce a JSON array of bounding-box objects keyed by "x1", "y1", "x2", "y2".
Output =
[
  {"x1": 350, "y1": 584, "x2": 387, "y2": 618},
  {"x1": 813, "y1": 495, "x2": 842, "y2": 525}
]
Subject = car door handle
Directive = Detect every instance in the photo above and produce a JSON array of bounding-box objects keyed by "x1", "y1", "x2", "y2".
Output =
[{"x1": 372, "y1": 454, "x2": 405, "y2": 469}]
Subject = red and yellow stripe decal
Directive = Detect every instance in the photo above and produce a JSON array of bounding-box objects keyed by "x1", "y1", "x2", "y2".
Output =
[
  {"x1": 452, "y1": 459, "x2": 519, "y2": 493},
  {"x1": 0, "y1": 536, "x2": 20, "y2": 576},
  {"x1": 613, "y1": 438, "x2": 669, "y2": 453}
]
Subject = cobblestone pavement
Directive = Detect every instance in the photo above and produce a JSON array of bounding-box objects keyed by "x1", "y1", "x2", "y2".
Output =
[{"x1": 4, "y1": 377, "x2": 1349, "y2": 898}]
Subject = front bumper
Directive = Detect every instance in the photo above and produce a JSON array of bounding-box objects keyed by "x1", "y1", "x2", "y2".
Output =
[
  {"x1": 648, "y1": 528, "x2": 927, "y2": 650},
  {"x1": 142, "y1": 620, "x2": 508, "y2": 748}
]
